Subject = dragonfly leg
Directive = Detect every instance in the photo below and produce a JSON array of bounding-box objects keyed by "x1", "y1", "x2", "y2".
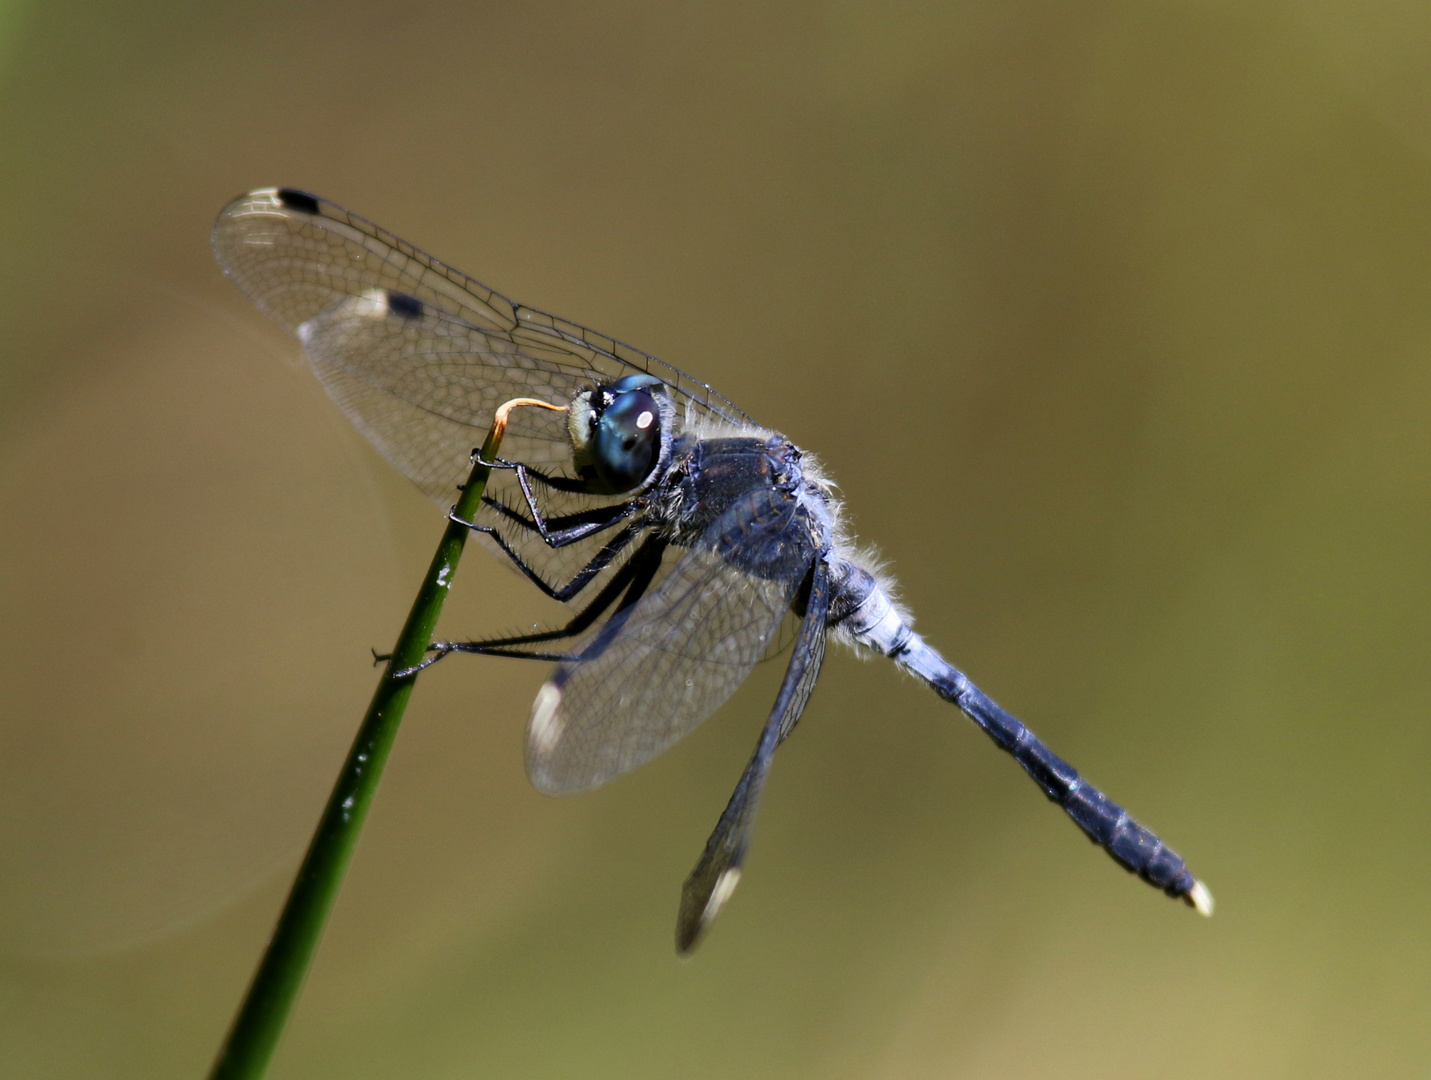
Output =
[
  {"x1": 457, "y1": 462, "x2": 616, "y2": 545},
  {"x1": 508, "y1": 462, "x2": 595, "y2": 494},
  {"x1": 456, "y1": 516, "x2": 642, "y2": 603},
  {"x1": 450, "y1": 490, "x2": 633, "y2": 547},
  {"x1": 471, "y1": 491, "x2": 637, "y2": 548},
  {"x1": 676, "y1": 557, "x2": 831, "y2": 955},
  {"x1": 379, "y1": 641, "x2": 460, "y2": 677},
  {"x1": 472, "y1": 460, "x2": 589, "y2": 497},
  {"x1": 468, "y1": 458, "x2": 586, "y2": 490},
  {"x1": 416, "y1": 535, "x2": 670, "y2": 667}
]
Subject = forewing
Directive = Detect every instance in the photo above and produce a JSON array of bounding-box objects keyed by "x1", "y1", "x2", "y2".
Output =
[
  {"x1": 300, "y1": 302, "x2": 640, "y2": 589},
  {"x1": 212, "y1": 188, "x2": 752, "y2": 503},
  {"x1": 295, "y1": 301, "x2": 586, "y2": 499},
  {"x1": 527, "y1": 487, "x2": 820, "y2": 793}
]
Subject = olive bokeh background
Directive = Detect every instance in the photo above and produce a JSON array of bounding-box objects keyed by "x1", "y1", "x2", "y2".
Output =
[{"x1": 3, "y1": 3, "x2": 1430, "y2": 1077}]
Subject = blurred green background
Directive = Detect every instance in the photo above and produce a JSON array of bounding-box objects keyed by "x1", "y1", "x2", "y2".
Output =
[{"x1": 2, "y1": 2, "x2": 1430, "y2": 1077}]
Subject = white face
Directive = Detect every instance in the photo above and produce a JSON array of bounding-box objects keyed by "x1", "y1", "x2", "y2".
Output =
[{"x1": 564, "y1": 388, "x2": 600, "y2": 473}]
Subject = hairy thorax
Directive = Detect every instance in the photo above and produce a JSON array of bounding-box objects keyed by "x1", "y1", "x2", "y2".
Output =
[{"x1": 648, "y1": 433, "x2": 811, "y2": 545}]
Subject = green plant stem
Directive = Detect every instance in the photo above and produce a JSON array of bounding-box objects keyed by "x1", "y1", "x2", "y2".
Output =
[{"x1": 208, "y1": 425, "x2": 505, "y2": 1080}]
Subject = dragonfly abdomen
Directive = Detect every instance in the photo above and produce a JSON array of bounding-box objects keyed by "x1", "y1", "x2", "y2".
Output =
[
  {"x1": 826, "y1": 564, "x2": 1212, "y2": 914},
  {"x1": 902, "y1": 632, "x2": 1211, "y2": 912}
]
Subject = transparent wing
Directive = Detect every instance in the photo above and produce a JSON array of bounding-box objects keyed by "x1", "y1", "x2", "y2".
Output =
[
  {"x1": 294, "y1": 299, "x2": 586, "y2": 496},
  {"x1": 527, "y1": 487, "x2": 820, "y2": 793},
  {"x1": 676, "y1": 557, "x2": 831, "y2": 954},
  {"x1": 211, "y1": 187, "x2": 752, "y2": 504}
]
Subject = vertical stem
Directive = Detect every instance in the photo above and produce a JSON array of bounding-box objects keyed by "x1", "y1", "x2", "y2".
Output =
[{"x1": 208, "y1": 421, "x2": 507, "y2": 1080}]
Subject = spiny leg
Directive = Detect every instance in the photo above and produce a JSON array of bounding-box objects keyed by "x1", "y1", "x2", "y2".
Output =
[
  {"x1": 510, "y1": 462, "x2": 601, "y2": 536},
  {"x1": 482, "y1": 458, "x2": 593, "y2": 495},
  {"x1": 463, "y1": 515, "x2": 642, "y2": 603},
  {"x1": 451, "y1": 455, "x2": 638, "y2": 597},
  {"x1": 676, "y1": 557, "x2": 831, "y2": 955},
  {"x1": 392, "y1": 535, "x2": 670, "y2": 674},
  {"x1": 524, "y1": 531, "x2": 675, "y2": 669},
  {"x1": 474, "y1": 457, "x2": 613, "y2": 544},
  {"x1": 477, "y1": 488, "x2": 636, "y2": 547},
  {"x1": 396, "y1": 540, "x2": 659, "y2": 670}
]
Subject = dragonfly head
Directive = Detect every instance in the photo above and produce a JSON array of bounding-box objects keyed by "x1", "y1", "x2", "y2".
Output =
[{"x1": 567, "y1": 373, "x2": 668, "y2": 494}]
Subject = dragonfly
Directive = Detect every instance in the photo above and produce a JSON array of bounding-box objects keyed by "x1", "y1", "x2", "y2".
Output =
[{"x1": 212, "y1": 188, "x2": 1212, "y2": 954}]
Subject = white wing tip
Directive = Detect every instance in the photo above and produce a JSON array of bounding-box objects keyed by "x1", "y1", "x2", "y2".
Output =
[
  {"x1": 702, "y1": 868, "x2": 742, "y2": 926},
  {"x1": 530, "y1": 682, "x2": 565, "y2": 755}
]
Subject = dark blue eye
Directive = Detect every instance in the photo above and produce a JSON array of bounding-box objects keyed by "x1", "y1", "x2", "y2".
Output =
[
  {"x1": 611, "y1": 372, "x2": 664, "y2": 394},
  {"x1": 591, "y1": 388, "x2": 660, "y2": 493}
]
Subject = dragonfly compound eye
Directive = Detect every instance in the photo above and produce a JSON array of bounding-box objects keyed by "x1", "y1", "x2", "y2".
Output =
[{"x1": 591, "y1": 388, "x2": 660, "y2": 492}]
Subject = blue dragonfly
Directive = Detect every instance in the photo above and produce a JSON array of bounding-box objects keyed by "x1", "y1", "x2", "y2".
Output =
[{"x1": 213, "y1": 188, "x2": 1212, "y2": 954}]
